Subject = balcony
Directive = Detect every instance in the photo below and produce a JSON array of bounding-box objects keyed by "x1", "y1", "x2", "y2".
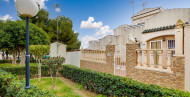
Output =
[{"x1": 136, "y1": 49, "x2": 175, "y2": 73}]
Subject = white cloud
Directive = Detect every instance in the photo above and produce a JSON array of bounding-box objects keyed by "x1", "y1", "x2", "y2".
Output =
[
  {"x1": 95, "y1": 25, "x2": 113, "y2": 36},
  {"x1": 35, "y1": 0, "x2": 48, "y2": 9},
  {"x1": 0, "y1": 14, "x2": 13, "y2": 21},
  {"x1": 55, "y1": 8, "x2": 61, "y2": 13},
  {"x1": 80, "y1": 17, "x2": 103, "y2": 29},
  {"x1": 81, "y1": 35, "x2": 97, "y2": 48},
  {"x1": 3, "y1": 0, "x2": 9, "y2": 2}
]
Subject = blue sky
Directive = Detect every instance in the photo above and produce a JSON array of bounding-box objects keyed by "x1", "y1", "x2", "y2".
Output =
[{"x1": 0, "y1": 0, "x2": 190, "y2": 48}]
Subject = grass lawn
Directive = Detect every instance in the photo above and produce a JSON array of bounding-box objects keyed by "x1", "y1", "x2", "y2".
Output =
[
  {"x1": 31, "y1": 78, "x2": 81, "y2": 97},
  {"x1": 0, "y1": 63, "x2": 38, "y2": 67}
]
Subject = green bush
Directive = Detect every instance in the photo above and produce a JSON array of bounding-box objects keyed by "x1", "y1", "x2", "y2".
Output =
[
  {"x1": 0, "y1": 59, "x2": 36, "y2": 63},
  {"x1": 0, "y1": 69, "x2": 55, "y2": 97},
  {"x1": 0, "y1": 65, "x2": 49, "y2": 78},
  {"x1": 60, "y1": 65, "x2": 190, "y2": 97},
  {"x1": 0, "y1": 69, "x2": 17, "y2": 95}
]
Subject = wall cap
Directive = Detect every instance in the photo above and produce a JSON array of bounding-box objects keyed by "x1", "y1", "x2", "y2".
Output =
[{"x1": 173, "y1": 54, "x2": 185, "y2": 57}]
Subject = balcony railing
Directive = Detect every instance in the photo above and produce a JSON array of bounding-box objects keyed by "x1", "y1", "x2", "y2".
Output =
[
  {"x1": 81, "y1": 50, "x2": 106, "y2": 63},
  {"x1": 136, "y1": 49, "x2": 175, "y2": 73}
]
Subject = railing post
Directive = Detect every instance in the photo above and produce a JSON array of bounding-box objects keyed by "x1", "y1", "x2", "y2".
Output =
[
  {"x1": 101, "y1": 51, "x2": 102, "y2": 61},
  {"x1": 150, "y1": 50, "x2": 155, "y2": 68},
  {"x1": 88, "y1": 51, "x2": 90, "y2": 60},
  {"x1": 158, "y1": 50, "x2": 163, "y2": 69},
  {"x1": 137, "y1": 50, "x2": 141, "y2": 67},
  {"x1": 142, "y1": 50, "x2": 147, "y2": 67},
  {"x1": 81, "y1": 48, "x2": 83, "y2": 60},
  {"x1": 167, "y1": 51, "x2": 172, "y2": 71},
  {"x1": 93, "y1": 51, "x2": 94, "y2": 61}
]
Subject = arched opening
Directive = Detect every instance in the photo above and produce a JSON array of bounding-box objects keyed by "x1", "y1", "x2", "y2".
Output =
[{"x1": 146, "y1": 35, "x2": 175, "y2": 67}]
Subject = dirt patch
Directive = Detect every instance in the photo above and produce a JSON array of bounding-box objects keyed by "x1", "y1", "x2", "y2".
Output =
[{"x1": 58, "y1": 73, "x2": 98, "y2": 97}]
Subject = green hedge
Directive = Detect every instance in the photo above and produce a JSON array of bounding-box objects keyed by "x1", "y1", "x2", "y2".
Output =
[
  {"x1": 0, "y1": 59, "x2": 36, "y2": 63},
  {"x1": 60, "y1": 65, "x2": 190, "y2": 97},
  {"x1": 0, "y1": 69, "x2": 55, "y2": 97},
  {"x1": 0, "y1": 65, "x2": 49, "y2": 78}
]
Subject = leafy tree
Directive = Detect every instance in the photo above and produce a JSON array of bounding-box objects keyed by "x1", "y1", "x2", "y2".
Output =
[
  {"x1": 0, "y1": 20, "x2": 50, "y2": 65},
  {"x1": 44, "y1": 57, "x2": 65, "y2": 90},
  {"x1": 29, "y1": 45, "x2": 50, "y2": 82},
  {"x1": 18, "y1": 9, "x2": 49, "y2": 32},
  {"x1": 18, "y1": 10, "x2": 81, "y2": 50},
  {"x1": 47, "y1": 16, "x2": 81, "y2": 50}
]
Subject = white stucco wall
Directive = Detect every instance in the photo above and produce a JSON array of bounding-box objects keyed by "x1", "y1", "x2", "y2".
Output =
[
  {"x1": 145, "y1": 8, "x2": 190, "y2": 29},
  {"x1": 113, "y1": 25, "x2": 128, "y2": 36},
  {"x1": 0, "y1": 52, "x2": 2, "y2": 59},
  {"x1": 132, "y1": 7, "x2": 164, "y2": 25},
  {"x1": 132, "y1": 15, "x2": 154, "y2": 25},
  {"x1": 184, "y1": 24, "x2": 190, "y2": 91},
  {"x1": 64, "y1": 51, "x2": 81, "y2": 67},
  {"x1": 123, "y1": 26, "x2": 144, "y2": 44},
  {"x1": 50, "y1": 42, "x2": 67, "y2": 58}
]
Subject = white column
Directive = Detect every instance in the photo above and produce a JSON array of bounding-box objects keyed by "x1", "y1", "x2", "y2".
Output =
[
  {"x1": 158, "y1": 50, "x2": 163, "y2": 70},
  {"x1": 167, "y1": 51, "x2": 172, "y2": 71},
  {"x1": 150, "y1": 50, "x2": 155, "y2": 68},
  {"x1": 174, "y1": 19, "x2": 184, "y2": 55},
  {"x1": 137, "y1": 50, "x2": 141, "y2": 67},
  {"x1": 142, "y1": 50, "x2": 147, "y2": 67}
]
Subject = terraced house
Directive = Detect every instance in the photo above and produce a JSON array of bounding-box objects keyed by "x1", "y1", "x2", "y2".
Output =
[{"x1": 82, "y1": 7, "x2": 190, "y2": 91}]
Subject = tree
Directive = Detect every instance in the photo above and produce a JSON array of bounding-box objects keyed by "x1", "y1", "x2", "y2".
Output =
[
  {"x1": 19, "y1": 9, "x2": 81, "y2": 50},
  {"x1": 47, "y1": 16, "x2": 81, "y2": 50},
  {"x1": 29, "y1": 45, "x2": 50, "y2": 82},
  {"x1": 0, "y1": 20, "x2": 50, "y2": 65},
  {"x1": 44, "y1": 57, "x2": 65, "y2": 90},
  {"x1": 18, "y1": 9, "x2": 49, "y2": 32}
]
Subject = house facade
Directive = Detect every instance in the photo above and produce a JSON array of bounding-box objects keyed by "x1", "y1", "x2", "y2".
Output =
[{"x1": 82, "y1": 7, "x2": 190, "y2": 91}]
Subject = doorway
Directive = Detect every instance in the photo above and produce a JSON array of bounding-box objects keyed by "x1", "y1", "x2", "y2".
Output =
[{"x1": 150, "y1": 41, "x2": 162, "y2": 65}]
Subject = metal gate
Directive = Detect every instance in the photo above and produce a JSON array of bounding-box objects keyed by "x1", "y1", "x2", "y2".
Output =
[{"x1": 114, "y1": 53, "x2": 126, "y2": 77}]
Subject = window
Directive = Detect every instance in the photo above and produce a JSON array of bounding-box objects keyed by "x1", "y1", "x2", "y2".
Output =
[
  {"x1": 167, "y1": 40, "x2": 175, "y2": 57},
  {"x1": 167, "y1": 40, "x2": 175, "y2": 49}
]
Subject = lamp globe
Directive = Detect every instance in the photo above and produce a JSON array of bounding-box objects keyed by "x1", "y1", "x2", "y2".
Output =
[{"x1": 15, "y1": 0, "x2": 39, "y2": 18}]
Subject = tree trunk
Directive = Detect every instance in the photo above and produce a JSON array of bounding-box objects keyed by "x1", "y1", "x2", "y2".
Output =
[
  {"x1": 20, "y1": 50, "x2": 25, "y2": 65},
  {"x1": 2, "y1": 51, "x2": 5, "y2": 59},
  {"x1": 30, "y1": 54, "x2": 33, "y2": 59},
  {"x1": 6, "y1": 51, "x2": 8, "y2": 59},
  {"x1": 52, "y1": 83, "x2": 56, "y2": 90},
  {"x1": 12, "y1": 51, "x2": 16, "y2": 65},
  {"x1": 38, "y1": 59, "x2": 41, "y2": 82}
]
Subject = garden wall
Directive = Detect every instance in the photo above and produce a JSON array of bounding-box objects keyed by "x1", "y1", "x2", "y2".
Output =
[
  {"x1": 80, "y1": 45, "x2": 115, "y2": 74},
  {"x1": 126, "y1": 44, "x2": 185, "y2": 90},
  {"x1": 65, "y1": 51, "x2": 81, "y2": 67}
]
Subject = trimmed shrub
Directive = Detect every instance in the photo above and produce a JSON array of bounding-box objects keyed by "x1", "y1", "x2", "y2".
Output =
[
  {"x1": 0, "y1": 70, "x2": 55, "y2": 97},
  {"x1": 0, "y1": 59, "x2": 36, "y2": 64},
  {"x1": 0, "y1": 65, "x2": 49, "y2": 78},
  {"x1": 60, "y1": 65, "x2": 190, "y2": 97}
]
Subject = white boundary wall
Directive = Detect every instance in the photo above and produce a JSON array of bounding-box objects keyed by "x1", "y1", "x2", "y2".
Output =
[{"x1": 65, "y1": 51, "x2": 81, "y2": 67}]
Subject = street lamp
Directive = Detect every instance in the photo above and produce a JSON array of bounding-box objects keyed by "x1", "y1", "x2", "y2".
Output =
[{"x1": 15, "y1": 0, "x2": 39, "y2": 89}]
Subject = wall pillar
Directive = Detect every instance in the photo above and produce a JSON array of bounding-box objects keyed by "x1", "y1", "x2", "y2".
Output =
[
  {"x1": 105, "y1": 45, "x2": 115, "y2": 74},
  {"x1": 126, "y1": 44, "x2": 139, "y2": 77},
  {"x1": 174, "y1": 19, "x2": 184, "y2": 55},
  {"x1": 184, "y1": 23, "x2": 190, "y2": 91}
]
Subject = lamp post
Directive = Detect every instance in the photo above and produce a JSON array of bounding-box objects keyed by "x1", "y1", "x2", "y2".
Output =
[{"x1": 15, "y1": 0, "x2": 39, "y2": 89}]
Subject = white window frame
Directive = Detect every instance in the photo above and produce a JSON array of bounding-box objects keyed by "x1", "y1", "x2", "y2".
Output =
[
  {"x1": 149, "y1": 40, "x2": 162, "y2": 65},
  {"x1": 150, "y1": 40, "x2": 162, "y2": 49}
]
